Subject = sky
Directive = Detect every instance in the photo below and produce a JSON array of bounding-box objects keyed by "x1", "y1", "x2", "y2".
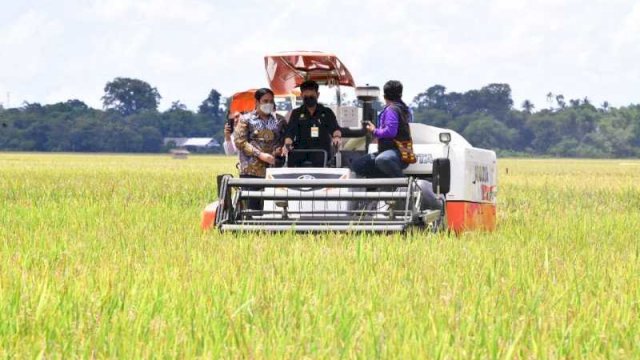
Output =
[{"x1": 0, "y1": 0, "x2": 639, "y2": 112}]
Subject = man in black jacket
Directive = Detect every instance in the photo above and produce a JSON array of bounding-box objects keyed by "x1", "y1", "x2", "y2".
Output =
[{"x1": 283, "y1": 80, "x2": 342, "y2": 167}]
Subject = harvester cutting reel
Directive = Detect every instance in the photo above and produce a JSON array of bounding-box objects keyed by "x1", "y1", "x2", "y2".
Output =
[{"x1": 211, "y1": 174, "x2": 447, "y2": 233}]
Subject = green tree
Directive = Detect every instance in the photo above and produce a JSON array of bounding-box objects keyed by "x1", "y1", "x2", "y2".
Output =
[
  {"x1": 462, "y1": 115, "x2": 517, "y2": 150},
  {"x1": 522, "y1": 100, "x2": 535, "y2": 114},
  {"x1": 546, "y1": 92, "x2": 554, "y2": 109},
  {"x1": 198, "y1": 89, "x2": 225, "y2": 141},
  {"x1": 555, "y1": 95, "x2": 566, "y2": 109},
  {"x1": 170, "y1": 100, "x2": 188, "y2": 111},
  {"x1": 163, "y1": 105, "x2": 199, "y2": 137},
  {"x1": 412, "y1": 108, "x2": 453, "y2": 128},
  {"x1": 478, "y1": 83, "x2": 513, "y2": 120},
  {"x1": 526, "y1": 114, "x2": 562, "y2": 153},
  {"x1": 139, "y1": 126, "x2": 163, "y2": 152},
  {"x1": 198, "y1": 89, "x2": 222, "y2": 118},
  {"x1": 413, "y1": 85, "x2": 447, "y2": 111},
  {"x1": 69, "y1": 116, "x2": 105, "y2": 152},
  {"x1": 102, "y1": 77, "x2": 161, "y2": 116}
]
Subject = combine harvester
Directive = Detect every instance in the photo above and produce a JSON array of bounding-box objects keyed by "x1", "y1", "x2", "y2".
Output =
[{"x1": 202, "y1": 51, "x2": 497, "y2": 233}]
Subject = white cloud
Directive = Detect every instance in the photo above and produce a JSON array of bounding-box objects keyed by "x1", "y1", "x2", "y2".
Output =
[
  {"x1": 0, "y1": 9, "x2": 65, "y2": 106},
  {"x1": 0, "y1": 10, "x2": 63, "y2": 79},
  {"x1": 44, "y1": 85, "x2": 87, "y2": 105},
  {"x1": 89, "y1": 0, "x2": 216, "y2": 23},
  {"x1": 1, "y1": 11, "x2": 48, "y2": 45},
  {"x1": 613, "y1": 2, "x2": 640, "y2": 49},
  {"x1": 146, "y1": 52, "x2": 182, "y2": 74},
  {"x1": 0, "y1": 0, "x2": 639, "y2": 111}
]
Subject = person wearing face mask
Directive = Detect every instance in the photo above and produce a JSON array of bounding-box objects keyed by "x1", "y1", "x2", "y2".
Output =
[
  {"x1": 283, "y1": 80, "x2": 342, "y2": 167},
  {"x1": 234, "y1": 87, "x2": 286, "y2": 180}
]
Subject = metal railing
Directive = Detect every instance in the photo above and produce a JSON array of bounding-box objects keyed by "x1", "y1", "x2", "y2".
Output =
[{"x1": 215, "y1": 175, "x2": 421, "y2": 232}]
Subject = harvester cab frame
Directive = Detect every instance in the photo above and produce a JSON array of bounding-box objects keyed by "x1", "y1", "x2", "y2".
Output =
[{"x1": 202, "y1": 51, "x2": 498, "y2": 233}]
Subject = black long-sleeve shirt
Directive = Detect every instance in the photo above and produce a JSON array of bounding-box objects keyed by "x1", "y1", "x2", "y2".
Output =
[{"x1": 285, "y1": 104, "x2": 340, "y2": 156}]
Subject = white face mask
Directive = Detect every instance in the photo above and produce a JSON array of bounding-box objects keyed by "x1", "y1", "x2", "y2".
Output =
[{"x1": 259, "y1": 103, "x2": 274, "y2": 115}]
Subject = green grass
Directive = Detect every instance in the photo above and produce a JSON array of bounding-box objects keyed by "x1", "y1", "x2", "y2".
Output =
[{"x1": 1, "y1": 153, "x2": 639, "y2": 358}]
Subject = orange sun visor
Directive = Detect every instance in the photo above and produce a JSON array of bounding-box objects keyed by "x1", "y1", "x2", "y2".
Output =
[
  {"x1": 264, "y1": 51, "x2": 356, "y2": 95},
  {"x1": 228, "y1": 89, "x2": 257, "y2": 114}
]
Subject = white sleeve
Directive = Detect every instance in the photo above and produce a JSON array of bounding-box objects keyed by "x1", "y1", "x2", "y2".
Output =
[{"x1": 223, "y1": 135, "x2": 238, "y2": 155}]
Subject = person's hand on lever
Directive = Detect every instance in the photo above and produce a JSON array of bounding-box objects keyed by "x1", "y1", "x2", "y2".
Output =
[
  {"x1": 364, "y1": 121, "x2": 376, "y2": 133},
  {"x1": 332, "y1": 130, "x2": 342, "y2": 148}
]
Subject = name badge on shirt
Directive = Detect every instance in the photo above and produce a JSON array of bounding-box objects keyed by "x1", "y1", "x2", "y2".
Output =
[{"x1": 310, "y1": 126, "x2": 319, "y2": 138}]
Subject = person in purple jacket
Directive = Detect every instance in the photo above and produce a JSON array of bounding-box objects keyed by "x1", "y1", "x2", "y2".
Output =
[{"x1": 351, "y1": 80, "x2": 412, "y2": 178}]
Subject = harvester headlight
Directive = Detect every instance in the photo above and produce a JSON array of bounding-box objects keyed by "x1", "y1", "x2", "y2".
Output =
[
  {"x1": 355, "y1": 85, "x2": 380, "y2": 101},
  {"x1": 439, "y1": 132, "x2": 452, "y2": 145}
]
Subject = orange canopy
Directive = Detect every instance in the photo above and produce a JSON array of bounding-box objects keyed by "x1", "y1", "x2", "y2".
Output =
[
  {"x1": 264, "y1": 51, "x2": 356, "y2": 95},
  {"x1": 228, "y1": 89, "x2": 257, "y2": 114},
  {"x1": 229, "y1": 89, "x2": 301, "y2": 114}
]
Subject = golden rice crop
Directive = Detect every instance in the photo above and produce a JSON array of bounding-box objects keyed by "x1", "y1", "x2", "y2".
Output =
[{"x1": 1, "y1": 153, "x2": 639, "y2": 358}]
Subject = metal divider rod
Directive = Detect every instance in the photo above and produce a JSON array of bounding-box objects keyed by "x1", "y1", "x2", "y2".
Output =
[{"x1": 404, "y1": 177, "x2": 413, "y2": 221}]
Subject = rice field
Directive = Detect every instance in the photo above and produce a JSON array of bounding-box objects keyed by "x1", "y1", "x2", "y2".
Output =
[{"x1": 1, "y1": 153, "x2": 639, "y2": 358}]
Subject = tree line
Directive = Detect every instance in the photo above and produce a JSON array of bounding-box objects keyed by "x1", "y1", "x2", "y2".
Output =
[
  {"x1": 412, "y1": 84, "x2": 640, "y2": 157},
  {"x1": 0, "y1": 78, "x2": 225, "y2": 153},
  {"x1": 1, "y1": 78, "x2": 639, "y2": 157}
]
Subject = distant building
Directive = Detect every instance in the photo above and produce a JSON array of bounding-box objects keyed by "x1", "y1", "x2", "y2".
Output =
[
  {"x1": 163, "y1": 137, "x2": 221, "y2": 155},
  {"x1": 163, "y1": 137, "x2": 189, "y2": 148},
  {"x1": 182, "y1": 138, "x2": 220, "y2": 148}
]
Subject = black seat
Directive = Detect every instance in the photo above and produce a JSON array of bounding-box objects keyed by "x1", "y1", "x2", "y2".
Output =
[{"x1": 287, "y1": 149, "x2": 328, "y2": 168}]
